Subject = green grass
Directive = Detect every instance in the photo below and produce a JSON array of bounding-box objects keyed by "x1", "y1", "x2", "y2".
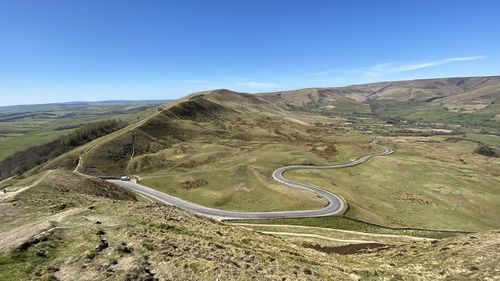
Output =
[
  {"x1": 0, "y1": 224, "x2": 96, "y2": 281},
  {"x1": 136, "y1": 130, "x2": 377, "y2": 212},
  {"x1": 230, "y1": 216, "x2": 459, "y2": 239},
  {"x1": 373, "y1": 101, "x2": 500, "y2": 128},
  {"x1": 50, "y1": 95, "x2": 380, "y2": 213},
  {"x1": 463, "y1": 133, "x2": 500, "y2": 148},
  {"x1": 0, "y1": 104, "x2": 161, "y2": 161},
  {"x1": 0, "y1": 169, "x2": 136, "y2": 233},
  {"x1": 1, "y1": 90, "x2": 500, "y2": 280},
  {"x1": 23, "y1": 91, "x2": 500, "y2": 233},
  {"x1": 286, "y1": 138, "x2": 500, "y2": 231},
  {"x1": 139, "y1": 142, "x2": 330, "y2": 212},
  {"x1": 319, "y1": 101, "x2": 372, "y2": 116},
  {"x1": 0, "y1": 173, "x2": 365, "y2": 281},
  {"x1": 0, "y1": 130, "x2": 68, "y2": 161}
]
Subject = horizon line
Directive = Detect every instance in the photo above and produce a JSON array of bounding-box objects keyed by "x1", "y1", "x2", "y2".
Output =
[{"x1": 1, "y1": 74, "x2": 499, "y2": 108}]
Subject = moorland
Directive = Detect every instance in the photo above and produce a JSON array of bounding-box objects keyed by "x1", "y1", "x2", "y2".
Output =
[{"x1": 0, "y1": 76, "x2": 499, "y2": 280}]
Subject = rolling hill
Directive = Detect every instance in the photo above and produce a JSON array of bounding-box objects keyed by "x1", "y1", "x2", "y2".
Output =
[
  {"x1": 19, "y1": 82, "x2": 497, "y2": 231},
  {"x1": 0, "y1": 77, "x2": 499, "y2": 280},
  {"x1": 32, "y1": 89, "x2": 344, "y2": 213},
  {"x1": 260, "y1": 76, "x2": 500, "y2": 128},
  {"x1": 43, "y1": 89, "x2": 300, "y2": 175}
]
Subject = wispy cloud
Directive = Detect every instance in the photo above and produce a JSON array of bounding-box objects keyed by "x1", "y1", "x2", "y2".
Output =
[
  {"x1": 236, "y1": 81, "x2": 280, "y2": 88},
  {"x1": 367, "y1": 56, "x2": 486, "y2": 75},
  {"x1": 311, "y1": 56, "x2": 487, "y2": 78}
]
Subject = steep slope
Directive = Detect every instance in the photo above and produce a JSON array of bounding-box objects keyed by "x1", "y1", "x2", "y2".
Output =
[
  {"x1": 319, "y1": 229, "x2": 500, "y2": 280},
  {"x1": 27, "y1": 86, "x2": 499, "y2": 226},
  {"x1": 42, "y1": 90, "x2": 290, "y2": 176},
  {"x1": 30, "y1": 89, "x2": 344, "y2": 213},
  {"x1": 0, "y1": 169, "x2": 136, "y2": 237},
  {"x1": 259, "y1": 85, "x2": 379, "y2": 107},
  {"x1": 0, "y1": 170, "x2": 498, "y2": 280}
]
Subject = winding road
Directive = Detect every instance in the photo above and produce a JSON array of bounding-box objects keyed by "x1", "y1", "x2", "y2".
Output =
[{"x1": 110, "y1": 142, "x2": 394, "y2": 220}]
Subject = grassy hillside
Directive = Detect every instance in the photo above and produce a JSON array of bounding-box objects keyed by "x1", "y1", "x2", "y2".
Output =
[
  {"x1": 0, "y1": 101, "x2": 165, "y2": 161},
  {"x1": 42, "y1": 90, "x2": 378, "y2": 212},
  {"x1": 0, "y1": 169, "x2": 498, "y2": 280},
  {"x1": 1, "y1": 80, "x2": 500, "y2": 280},
  {"x1": 260, "y1": 76, "x2": 500, "y2": 128},
  {"x1": 286, "y1": 136, "x2": 500, "y2": 231},
  {"x1": 0, "y1": 169, "x2": 136, "y2": 233},
  {"x1": 31, "y1": 87, "x2": 500, "y2": 230},
  {"x1": 0, "y1": 119, "x2": 129, "y2": 179}
]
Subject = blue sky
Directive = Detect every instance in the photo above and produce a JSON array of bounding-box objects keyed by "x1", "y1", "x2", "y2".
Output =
[{"x1": 0, "y1": 0, "x2": 499, "y2": 106}]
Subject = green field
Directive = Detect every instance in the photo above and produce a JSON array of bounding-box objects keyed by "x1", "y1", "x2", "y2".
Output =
[
  {"x1": 0, "y1": 103, "x2": 163, "y2": 161},
  {"x1": 138, "y1": 133, "x2": 378, "y2": 212},
  {"x1": 1, "y1": 87, "x2": 499, "y2": 280},
  {"x1": 1, "y1": 169, "x2": 497, "y2": 280},
  {"x1": 139, "y1": 143, "x2": 328, "y2": 212},
  {"x1": 372, "y1": 100, "x2": 500, "y2": 129},
  {"x1": 462, "y1": 133, "x2": 500, "y2": 148},
  {"x1": 0, "y1": 169, "x2": 383, "y2": 281},
  {"x1": 286, "y1": 137, "x2": 500, "y2": 231},
  {"x1": 35, "y1": 91, "x2": 500, "y2": 233}
]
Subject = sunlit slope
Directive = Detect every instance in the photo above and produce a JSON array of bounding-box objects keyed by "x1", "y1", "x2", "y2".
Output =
[
  {"x1": 260, "y1": 76, "x2": 500, "y2": 127},
  {"x1": 47, "y1": 90, "x2": 293, "y2": 176},
  {"x1": 1, "y1": 169, "x2": 498, "y2": 281},
  {"x1": 37, "y1": 90, "x2": 378, "y2": 212}
]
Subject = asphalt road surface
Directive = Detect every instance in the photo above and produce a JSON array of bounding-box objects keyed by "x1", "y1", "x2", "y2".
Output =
[{"x1": 110, "y1": 143, "x2": 394, "y2": 220}]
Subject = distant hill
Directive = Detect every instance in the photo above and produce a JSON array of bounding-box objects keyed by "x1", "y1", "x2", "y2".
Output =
[
  {"x1": 259, "y1": 76, "x2": 500, "y2": 107},
  {"x1": 259, "y1": 76, "x2": 500, "y2": 128},
  {"x1": 0, "y1": 100, "x2": 170, "y2": 115},
  {"x1": 0, "y1": 99, "x2": 168, "y2": 162}
]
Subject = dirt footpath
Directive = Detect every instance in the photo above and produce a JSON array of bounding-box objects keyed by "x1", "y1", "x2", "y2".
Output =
[{"x1": 0, "y1": 208, "x2": 84, "y2": 251}]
